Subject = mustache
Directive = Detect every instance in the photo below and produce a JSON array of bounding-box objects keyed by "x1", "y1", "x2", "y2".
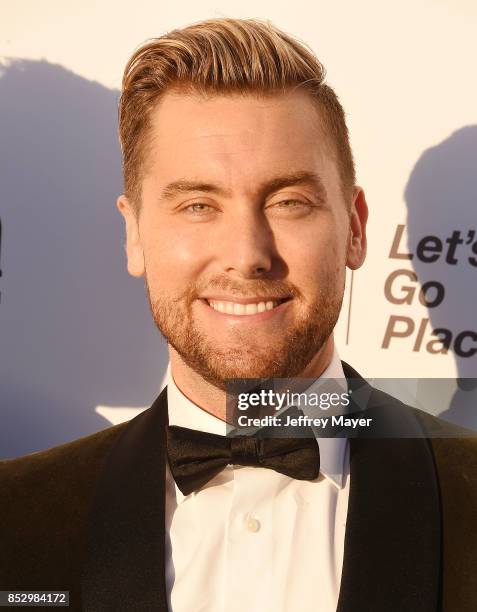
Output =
[{"x1": 176, "y1": 278, "x2": 302, "y2": 303}]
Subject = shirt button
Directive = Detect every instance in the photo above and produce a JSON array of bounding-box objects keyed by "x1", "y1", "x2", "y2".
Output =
[{"x1": 244, "y1": 514, "x2": 261, "y2": 533}]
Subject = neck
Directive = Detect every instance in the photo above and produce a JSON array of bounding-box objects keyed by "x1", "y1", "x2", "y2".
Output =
[{"x1": 168, "y1": 335, "x2": 335, "y2": 422}]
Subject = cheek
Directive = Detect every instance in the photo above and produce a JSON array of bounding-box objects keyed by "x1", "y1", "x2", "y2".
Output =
[
  {"x1": 276, "y1": 225, "x2": 344, "y2": 293},
  {"x1": 143, "y1": 224, "x2": 208, "y2": 293},
  {"x1": 276, "y1": 225, "x2": 331, "y2": 273}
]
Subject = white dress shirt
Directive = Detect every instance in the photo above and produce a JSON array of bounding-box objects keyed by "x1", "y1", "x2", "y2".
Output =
[{"x1": 165, "y1": 345, "x2": 350, "y2": 612}]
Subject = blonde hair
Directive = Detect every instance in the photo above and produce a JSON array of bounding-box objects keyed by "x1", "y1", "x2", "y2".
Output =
[{"x1": 119, "y1": 17, "x2": 355, "y2": 210}]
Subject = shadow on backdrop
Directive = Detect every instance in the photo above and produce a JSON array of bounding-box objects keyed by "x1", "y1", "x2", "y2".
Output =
[
  {"x1": 0, "y1": 59, "x2": 168, "y2": 458},
  {"x1": 405, "y1": 126, "x2": 477, "y2": 428}
]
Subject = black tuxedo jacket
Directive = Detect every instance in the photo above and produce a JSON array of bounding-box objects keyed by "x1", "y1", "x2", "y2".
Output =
[{"x1": 1, "y1": 361, "x2": 476, "y2": 611}]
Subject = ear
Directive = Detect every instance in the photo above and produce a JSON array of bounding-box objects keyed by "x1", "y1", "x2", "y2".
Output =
[
  {"x1": 116, "y1": 195, "x2": 145, "y2": 277},
  {"x1": 346, "y1": 186, "x2": 368, "y2": 270}
]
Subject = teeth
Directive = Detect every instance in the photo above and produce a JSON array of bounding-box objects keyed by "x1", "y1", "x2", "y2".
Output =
[
  {"x1": 245, "y1": 303, "x2": 256, "y2": 315},
  {"x1": 207, "y1": 299, "x2": 282, "y2": 315}
]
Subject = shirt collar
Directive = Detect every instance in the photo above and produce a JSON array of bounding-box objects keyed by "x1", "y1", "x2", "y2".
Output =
[{"x1": 166, "y1": 344, "x2": 348, "y2": 490}]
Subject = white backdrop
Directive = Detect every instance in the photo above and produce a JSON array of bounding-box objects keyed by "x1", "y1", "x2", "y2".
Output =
[{"x1": 1, "y1": 0, "x2": 476, "y2": 457}]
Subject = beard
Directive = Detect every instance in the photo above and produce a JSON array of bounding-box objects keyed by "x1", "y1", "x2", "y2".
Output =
[{"x1": 145, "y1": 273, "x2": 344, "y2": 391}]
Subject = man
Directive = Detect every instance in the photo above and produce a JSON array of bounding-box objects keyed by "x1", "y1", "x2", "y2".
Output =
[{"x1": 1, "y1": 17, "x2": 476, "y2": 612}]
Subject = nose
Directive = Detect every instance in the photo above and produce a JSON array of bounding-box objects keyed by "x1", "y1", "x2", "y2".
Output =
[{"x1": 220, "y1": 208, "x2": 275, "y2": 278}]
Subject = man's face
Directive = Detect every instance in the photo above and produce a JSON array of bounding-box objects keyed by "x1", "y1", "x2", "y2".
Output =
[{"x1": 118, "y1": 89, "x2": 367, "y2": 389}]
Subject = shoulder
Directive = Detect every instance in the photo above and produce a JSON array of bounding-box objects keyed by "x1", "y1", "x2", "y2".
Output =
[
  {"x1": 416, "y1": 411, "x2": 477, "y2": 499},
  {"x1": 0, "y1": 422, "x2": 130, "y2": 522},
  {"x1": 373, "y1": 389, "x2": 477, "y2": 506},
  {"x1": 0, "y1": 421, "x2": 129, "y2": 492},
  {"x1": 359, "y1": 379, "x2": 477, "y2": 479},
  {"x1": 385, "y1": 387, "x2": 477, "y2": 463}
]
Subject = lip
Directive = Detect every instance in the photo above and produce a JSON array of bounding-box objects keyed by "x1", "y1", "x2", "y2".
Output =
[{"x1": 197, "y1": 297, "x2": 292, "y2": 321}]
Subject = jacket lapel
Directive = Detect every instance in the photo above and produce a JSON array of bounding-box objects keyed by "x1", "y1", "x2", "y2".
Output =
[
  {"x1": 81, "y1": 387, "x2": 170, "y2": 611},
  {"x1": 337, "y1": 361, "x2": 442, "y2": 612},
  {"x1": 81, "y1": 363, "x2": 442, "y2": 612}
]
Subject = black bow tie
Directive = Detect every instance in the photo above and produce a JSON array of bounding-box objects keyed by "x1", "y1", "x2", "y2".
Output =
[{"x1": 166, "y1": 425, "x2": 320, "y2": 496}]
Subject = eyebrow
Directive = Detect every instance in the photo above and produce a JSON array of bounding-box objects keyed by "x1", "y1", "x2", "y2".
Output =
[{"x1": 159, "y1": 171, "x2": 327, "y2": 202}]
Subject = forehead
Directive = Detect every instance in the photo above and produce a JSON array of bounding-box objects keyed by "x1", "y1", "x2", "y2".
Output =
[{"x1": 146, "y1": 89, "x2": 337, "y2": 190}]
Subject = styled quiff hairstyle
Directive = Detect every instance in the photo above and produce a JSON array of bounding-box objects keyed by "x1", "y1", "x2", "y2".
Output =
[{"x1": 119, "y1": 17, "x2": 356, "y2": 212}]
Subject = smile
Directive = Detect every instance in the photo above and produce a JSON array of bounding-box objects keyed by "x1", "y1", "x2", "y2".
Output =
[{"x1": 202, "y1": 297, "x2": 291, "y2": 317}]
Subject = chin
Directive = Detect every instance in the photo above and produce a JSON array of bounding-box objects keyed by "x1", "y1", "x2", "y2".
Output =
[{"x1": 208, "y1": 356, "x2": 290, "y2": 382}]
